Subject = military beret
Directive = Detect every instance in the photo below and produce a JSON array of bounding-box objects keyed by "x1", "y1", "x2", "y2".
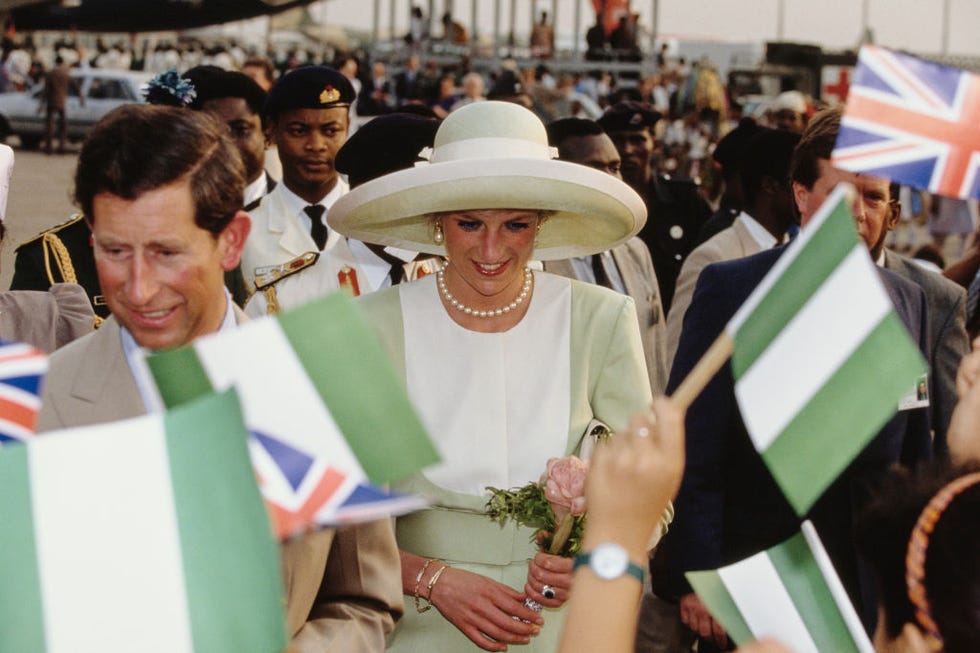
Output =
[
  {"x1": 712, "y1": 117, "x2": 760, "y2": 170},
  {"x1": 184, "y1": 66, "x2": 266, "y2": 116},
  {"x1": 335, "y1": 113, "x2": 439, "y2": 188},
  {"x1": 597, "y1": 100, "x2": 661, "y2": 132},
  {"x1": 263, "y1": 65, "x2": 355, "y2": 118}
]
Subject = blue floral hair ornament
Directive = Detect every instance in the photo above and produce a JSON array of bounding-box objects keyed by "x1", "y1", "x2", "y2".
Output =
[{"x1": 141, "y1": 68, "x2": 197, "y2": 107}]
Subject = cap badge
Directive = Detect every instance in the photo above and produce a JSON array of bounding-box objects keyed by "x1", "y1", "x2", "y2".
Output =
[
  {"x1": 319, "y1": 85, "x2": 341, "y2": 104},
  {"x1": 629, "y1": 113, "x2": 643, "y2": 125}
]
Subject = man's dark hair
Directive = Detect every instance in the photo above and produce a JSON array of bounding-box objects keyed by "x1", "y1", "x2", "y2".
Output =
[
  {"x1": 185, "y1": 67, "x2": 264, "y2": 113},
  {"x1": 788, "y1": 105, "x2": 842, "y2": 189},
  {"x1": 546, "y1": 117, "x2": 604, "y2": 147},
  {"x1": 184, "y1": 66, "x2": 268, "y2": 127},
  {"x1": 912, "y1": 243, "x2": 946, "y2": 270},
  {"x1": 74, "y1": 104, "x2": 245, "y2": 236},
  {"x1": 739, "y1": 127, "x2": 800, "y2": 206},
  {"x1": 856, "y1": 461, "x2": 980, "y2": 651}
]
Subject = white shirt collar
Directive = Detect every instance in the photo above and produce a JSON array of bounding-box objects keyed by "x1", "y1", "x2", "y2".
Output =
[
  {"x1": 279, "y1": 177, "x2": 349, "y2": 224},
  {"x1": 243, "y1": 171, "x2": 268, "y2": 207},
  {"x1": 737, "y1": 211, "x2": 781, "y2": 249},
  {"x1": 347, "y1": 239, "x2": 395, "y2": 291},
  {"x1": 569, "y1": 250, "x2": 626, "y2": 294},
  {"x1": 120, "y1": 290, "x2": 237, "y2": 414}
]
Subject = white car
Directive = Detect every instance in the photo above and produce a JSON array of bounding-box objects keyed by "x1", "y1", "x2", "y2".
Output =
[{"x1": 0, "y1": 69, "x2": 152, "y2": 148}]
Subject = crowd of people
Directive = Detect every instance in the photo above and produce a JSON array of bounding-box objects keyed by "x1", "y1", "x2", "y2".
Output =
[{"x1": 0, "y1": 27, "x2": 979, "y2": 653}]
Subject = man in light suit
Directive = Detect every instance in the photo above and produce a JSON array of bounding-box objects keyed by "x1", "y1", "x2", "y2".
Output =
[
  {"x1": 666, "y1": 127, "x2": 800, "y2": 364},
  {"x1": 37, "y1": 105, "x2": 402, "y2": 652},
  {"x1": 544, "y1": 117, "x2": 669, "y2": 394},
  {"x1": 243, "y1": 65, "x2": 397, "y2": 313},
  {"x1": 658, "y1": 107, "x2": 935, "y2": 650}
]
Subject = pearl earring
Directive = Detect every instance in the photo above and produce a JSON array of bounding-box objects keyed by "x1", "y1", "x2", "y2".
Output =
[{"x1": 433, "y1": 223, "x2": 445, "y2": 245}]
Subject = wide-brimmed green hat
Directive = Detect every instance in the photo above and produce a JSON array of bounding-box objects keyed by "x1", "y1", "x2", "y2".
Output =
[{"x1": 328, "y1": 101, "x2": 646, "y2": 261}]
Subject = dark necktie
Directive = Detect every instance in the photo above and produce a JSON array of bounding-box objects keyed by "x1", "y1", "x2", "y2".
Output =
[
  {"x1": 372, "y1": 245, "x2": 408, "y2": 285},
  {"x1": 305, "y1": 205, "x2": 327, "y2": 250},
  {"x1": 591, "y1": 253, "x2": 613, "y2": 289}
]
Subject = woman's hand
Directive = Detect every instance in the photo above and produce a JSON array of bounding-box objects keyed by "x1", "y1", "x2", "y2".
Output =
[
  {"x1": 429, "y1": 566, "x2": 544, "y2": 652},
  {"x1": 525, "y1": 551, "x2": 574, "y2": 608},
  {"x1": 581, "y1": 397, "x2": 685, "y2": 555}
]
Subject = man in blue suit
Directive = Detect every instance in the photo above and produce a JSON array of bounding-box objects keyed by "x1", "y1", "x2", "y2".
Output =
[{"x1": 657, "y1": 109, "x2": 934, "y2": 650}]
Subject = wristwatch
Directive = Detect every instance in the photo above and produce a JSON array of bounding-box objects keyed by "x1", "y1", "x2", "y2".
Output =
[{"x1": 573, "y1": 542, "x2": 645, "y2": 582}]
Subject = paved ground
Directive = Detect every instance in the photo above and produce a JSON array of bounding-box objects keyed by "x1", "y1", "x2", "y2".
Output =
[{"x1": 1, "y1": 147, "x2": 80, "y2": 289}]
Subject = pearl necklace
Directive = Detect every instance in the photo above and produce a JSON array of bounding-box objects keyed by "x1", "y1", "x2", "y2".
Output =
[{"x1": 437, "y1": 267, "x2": 533, "y2": 318}]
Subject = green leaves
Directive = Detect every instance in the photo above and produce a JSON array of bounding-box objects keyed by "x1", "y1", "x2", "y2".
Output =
[{"x1": 485, "y1": 483, "x2": 586, "y2": 557}]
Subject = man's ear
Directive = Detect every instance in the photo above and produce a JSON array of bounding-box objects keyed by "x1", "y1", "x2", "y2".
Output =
[
  {"x1": 885, "y1": 202, "x2": 902, "y2": 233},
  {"x1": 218, "y1": 211, "x2": 251, "y2": 271},
  {"x1": 792, "y1": 180, "x2": 810, "y2": 217}
]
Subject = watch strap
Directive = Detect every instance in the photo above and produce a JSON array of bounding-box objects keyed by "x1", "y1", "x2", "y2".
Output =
[{"x1": 573, "y1": 550, "x2": 645, "y2": 583}]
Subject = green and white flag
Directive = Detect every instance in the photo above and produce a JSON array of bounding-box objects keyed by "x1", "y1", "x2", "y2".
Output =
[
  {"x1": 727, "y1": 184, "x2": 927, "y2": 514},
  {"x1": 0, "y1": 390, "x2": 286, "y2": 653},
  {"x1": 687, "y1": 521, "x2": 873, "y2": 653},
  {"x1": 147, "y1": 292, "x2": 438, "y2": 535}
]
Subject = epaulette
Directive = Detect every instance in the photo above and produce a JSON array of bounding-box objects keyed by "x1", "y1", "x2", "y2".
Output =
[
  {"x1": 249, "y1": 252, "x2": 319, "y2": 316},
  {"x1": 252, "y1": 252, "x2": 319, "y2": 290},
  {"x1": 14, "y1": 213, "x2": 86, "y2": 251}
]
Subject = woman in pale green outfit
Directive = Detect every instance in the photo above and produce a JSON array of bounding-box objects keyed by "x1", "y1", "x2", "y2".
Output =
[{"x1": 330, "y1": 101, "x2": 652, "y2": 652}]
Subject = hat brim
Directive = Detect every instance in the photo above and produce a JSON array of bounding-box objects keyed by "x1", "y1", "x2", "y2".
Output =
[{"x1": 329, "y1": 157, "x2": 647, "y2": 261}]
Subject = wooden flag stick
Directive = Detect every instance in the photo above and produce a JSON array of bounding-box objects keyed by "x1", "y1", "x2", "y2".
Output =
[{"x1": 670, "y1": 331, "x2": 735, "y2": 411}]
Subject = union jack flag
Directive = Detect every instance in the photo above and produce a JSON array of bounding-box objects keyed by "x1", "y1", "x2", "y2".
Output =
[
  {"x1": 249, "y1": 430, "x2": 427, "y2": 540},
  {"x1": 831, "y1": 45, "x2": 980, "y2": 200},
  {"x1": 0, "y1": 341, "x2": 47, "y2": 444}
]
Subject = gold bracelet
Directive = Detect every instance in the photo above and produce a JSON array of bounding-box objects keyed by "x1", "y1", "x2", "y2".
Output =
[
  {"x1": 426, "y1": 564, "x2": 449, "y2": 602},
  {"x1": 413, "y1": 558, "x2": 438, "y2": 613}
]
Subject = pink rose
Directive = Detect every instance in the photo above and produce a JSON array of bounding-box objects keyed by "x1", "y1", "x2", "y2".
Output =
[{"x1": 540, "y1": 455, "x2": 589, "y2": 521}]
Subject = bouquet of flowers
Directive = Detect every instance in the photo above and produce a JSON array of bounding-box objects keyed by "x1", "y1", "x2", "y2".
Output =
[{"x1": 486, "y1": 455, "x2": 589, "y2": 558}]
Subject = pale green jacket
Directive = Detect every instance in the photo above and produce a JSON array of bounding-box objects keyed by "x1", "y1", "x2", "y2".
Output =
[{"x1": 357, "y1": 275, "x2": 653, "y2": 565}]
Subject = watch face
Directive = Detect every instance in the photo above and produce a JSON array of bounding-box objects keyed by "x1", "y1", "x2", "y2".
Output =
[{"x1": 592, "y1": 542, "x2": 629, "y2": 580}]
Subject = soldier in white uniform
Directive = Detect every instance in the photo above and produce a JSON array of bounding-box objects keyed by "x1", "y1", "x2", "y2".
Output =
[
  {"x1": 242, "y1": 66, "x2": 394, "y2": 315},
  {"x1": 246, "y1": 110, "x2": 445, "y2": 315}
]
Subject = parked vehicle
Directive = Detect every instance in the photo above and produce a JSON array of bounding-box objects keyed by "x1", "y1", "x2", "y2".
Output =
[{"x1": 0, "y1": 69, "x2": 152, "y2": 148}]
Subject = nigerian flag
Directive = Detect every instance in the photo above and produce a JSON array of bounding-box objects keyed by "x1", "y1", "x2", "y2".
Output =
[
  {"x1": 148, "y1": 292, "x2": 438, "y2": 537},
  {"x1": 726, "y1": 184, "x2": 926, "y2": 513},
  {"x1": 0, "y1": 390, "x2": 286, "y2": 653},
  {"x1": 687, "y1": 522, "x2": 873, "y2": 653}
]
